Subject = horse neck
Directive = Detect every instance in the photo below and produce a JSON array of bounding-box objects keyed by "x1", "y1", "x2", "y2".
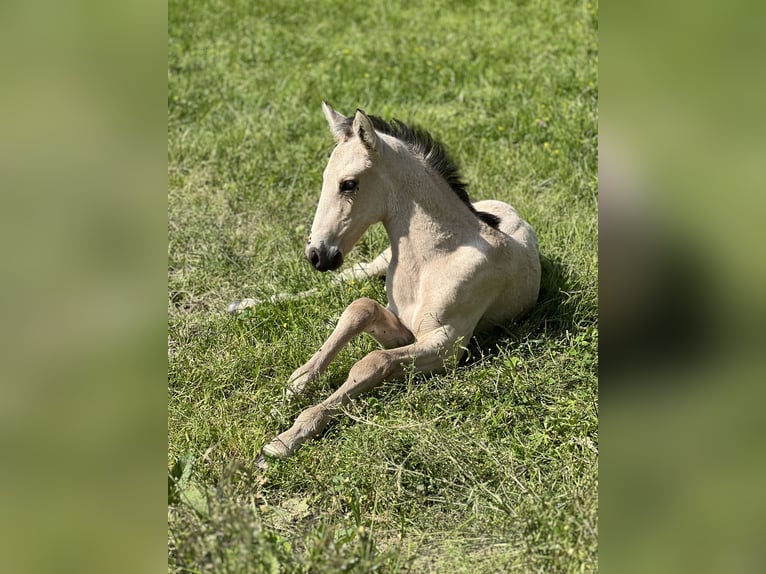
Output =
[{"x1": 380, "y1": 144, "x2": 481, "y2": 259}]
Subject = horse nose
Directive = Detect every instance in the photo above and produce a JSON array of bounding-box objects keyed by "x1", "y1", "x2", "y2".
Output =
[{"x1": 306, "y1": 245, "x2": 344, "y2": 272}]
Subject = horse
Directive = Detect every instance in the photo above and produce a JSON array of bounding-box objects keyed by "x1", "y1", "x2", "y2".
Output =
[{"x1": 249, "y1": 102, "x2": 541, "y2": 463}]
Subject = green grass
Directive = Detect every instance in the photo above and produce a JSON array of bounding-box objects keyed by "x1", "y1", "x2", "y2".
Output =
[{"x1": 168, "y1": 0, "x2": 597, "y2": 571}]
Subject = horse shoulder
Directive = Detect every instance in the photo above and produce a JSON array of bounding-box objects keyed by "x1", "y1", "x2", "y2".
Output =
[{"x1": 402, "y1": 245, "x2": 495, "y2": 335}]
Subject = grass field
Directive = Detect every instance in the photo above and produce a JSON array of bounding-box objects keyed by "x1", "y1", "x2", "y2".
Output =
[{"x1": 168, "y1": 0, "x2": 598, "y2": 571}]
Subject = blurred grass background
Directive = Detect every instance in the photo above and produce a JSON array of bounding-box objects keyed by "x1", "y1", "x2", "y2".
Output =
[
  {"x1": 601, "y1": 0, "x2": 766, "y2": 572},
  {"x1": 0, "y1": 1, "x2": 166, "y2": 573}
]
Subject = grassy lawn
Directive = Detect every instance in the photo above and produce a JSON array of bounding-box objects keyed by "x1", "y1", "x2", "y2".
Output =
[{"x1": 168, "y1": 0, "x2": 597, "y2": 571}]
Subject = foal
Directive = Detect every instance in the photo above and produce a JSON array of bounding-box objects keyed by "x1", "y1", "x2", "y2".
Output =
[{"x1": 258, "y1": 102, "x2": 540, "y2": 461}]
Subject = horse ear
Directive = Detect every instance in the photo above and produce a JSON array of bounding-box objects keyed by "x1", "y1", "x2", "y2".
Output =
[
  {"x1": 352, "y1": 109, "x2": 378, "y2": 151},
  {"x1": 322, "y1": 101, "x2": 350, "y2": 142}
]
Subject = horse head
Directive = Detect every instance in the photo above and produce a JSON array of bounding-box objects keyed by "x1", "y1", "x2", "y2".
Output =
[{"x1": 306, "y1": 102, "x2": 388, "y2": 272}]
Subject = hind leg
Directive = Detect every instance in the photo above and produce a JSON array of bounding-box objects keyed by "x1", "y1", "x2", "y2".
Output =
[
  {"x1": 285, "y1": 296, "x2": 413, "y2": 397},
  {"x1": 336, "y1": 247, "x2": 391, "y2": 282},
  {"x1": 227, "y1": 248, "x2": 390, "y2": 314}
]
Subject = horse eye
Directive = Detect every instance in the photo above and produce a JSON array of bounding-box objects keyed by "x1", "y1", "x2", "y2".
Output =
[{"x1": 339, "y1": 179, "x2": 358, "y2": 193}]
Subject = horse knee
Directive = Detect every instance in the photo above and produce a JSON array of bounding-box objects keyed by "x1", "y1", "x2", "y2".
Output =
[
  {"x1": 348, "y1": 349, "x2": 394, "y2": 383},
  {"x1": 348, "y1": 297, "x2": 379, "y2": 315},
  {"x1": 340, "y1": 297, "x2": 379, "y2": 329}
]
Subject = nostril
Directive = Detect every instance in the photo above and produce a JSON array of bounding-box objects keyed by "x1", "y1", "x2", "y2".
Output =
[
  {"x1": 331, "y1": 250, "x2": 343, "y2": 270},
  {"x1": 307, "y1": 248, "x2": 320, "y2": 268}
]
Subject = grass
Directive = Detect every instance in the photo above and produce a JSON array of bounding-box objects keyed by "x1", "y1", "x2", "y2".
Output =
[{"x1": 168, "y1": 0, "x2": 597, "y2": 571}]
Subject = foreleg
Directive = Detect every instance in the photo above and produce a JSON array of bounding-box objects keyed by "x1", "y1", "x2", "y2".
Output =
[
  {"x1": 285, "y1": 296, "x2": 413, "y2": 397},
  {"x1": 262, "y1": 329, "x2": 459, "y2": 459}
]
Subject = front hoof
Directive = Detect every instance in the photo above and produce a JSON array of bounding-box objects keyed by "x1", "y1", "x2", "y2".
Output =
[
  {"x1": 286, "y1": 370, "x2": 315, "y2": 398},
  {"x1": 261, "y1": 438, "x2": 292, "y2": 459},
  {"x1": 227, "y1": 298, "x2": 259, "y2": 314}
]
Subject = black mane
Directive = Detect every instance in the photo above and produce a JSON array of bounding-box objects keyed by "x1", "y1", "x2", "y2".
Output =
[{"x1": 339, "y1": 113, "x2": 501, "y2": 229}]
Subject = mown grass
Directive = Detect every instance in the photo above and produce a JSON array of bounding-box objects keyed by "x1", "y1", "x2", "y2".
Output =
[{"x1": 168, "y1": 0, "x2": 597, "y2": 571}]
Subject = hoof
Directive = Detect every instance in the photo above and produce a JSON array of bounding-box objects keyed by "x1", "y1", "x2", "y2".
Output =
[
  {"x1": 286, "y1": 369, "x2": 316, "y2": 398},
  {"x1": 261, "y1": 438, "x2": 292, "y2": 460},
  {"x1": 227, "y1": 298, "x2": 259, "y2": 314},
  {"x1": 284, "y1": 383, "x2": 304, "y2": 400},
  {"x1": 255, "y1": 453, "x2": 270, "y2": 469}
]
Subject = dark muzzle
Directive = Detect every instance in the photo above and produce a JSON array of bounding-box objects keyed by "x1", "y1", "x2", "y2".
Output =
[{"x1": 306, "y1": 244, "x2": 343, "y2": 272}]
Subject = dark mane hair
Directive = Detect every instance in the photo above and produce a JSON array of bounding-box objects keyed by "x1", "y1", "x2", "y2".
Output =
[{"x1": 339, "y1": 113, "x2": 501, "y2": 229}]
